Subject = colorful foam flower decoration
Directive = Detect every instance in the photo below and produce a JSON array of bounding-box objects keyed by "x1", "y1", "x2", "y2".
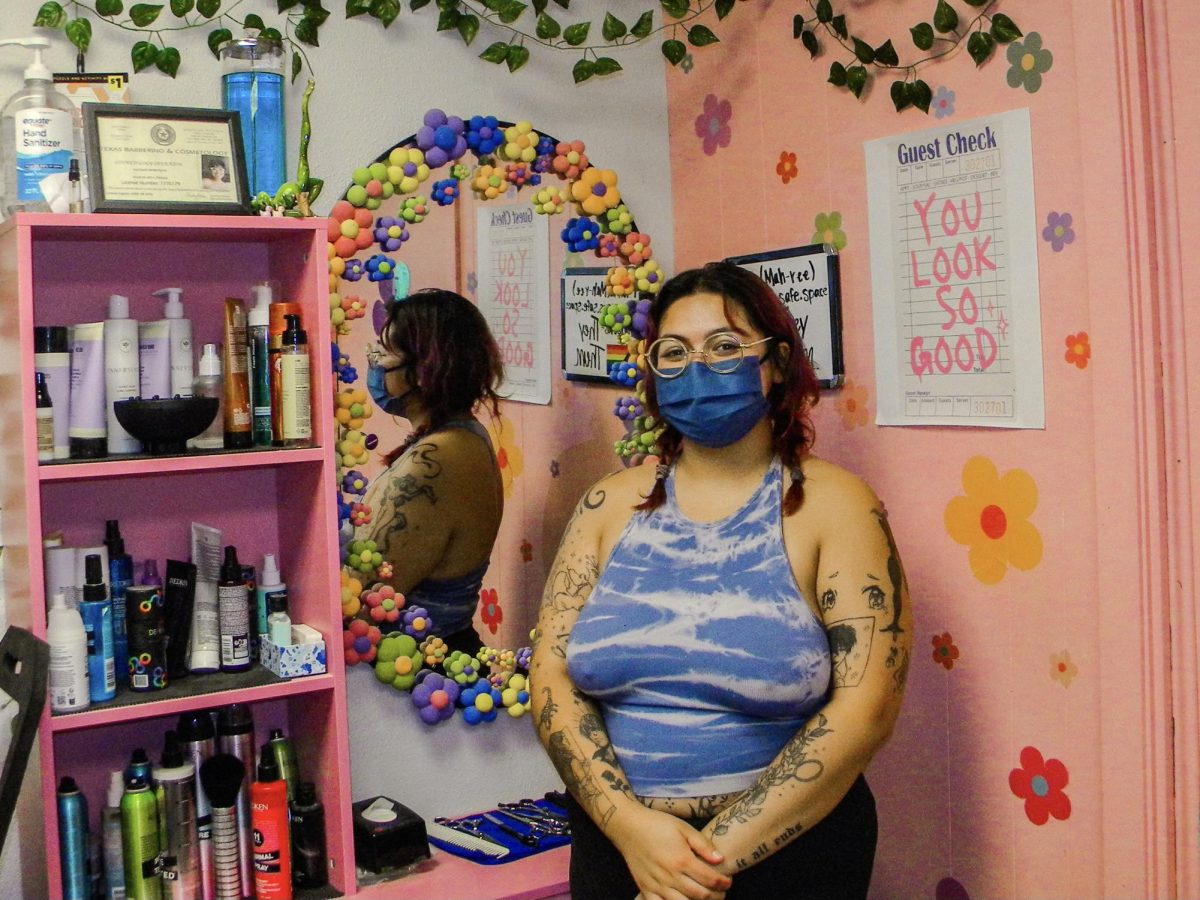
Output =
[
  {"x1": 450, "y1": 162, "x2": 471, "y2": 181},
  {"x1": 372, "y1": 216, "x2": 409, "y2": 252},
  {"x1": 340, "y1": 294, "x2": 367, "y2": 321},
  {"x1": 414, "y1": 108, "x2": 468, "y2": 168},
  {"x1": 570, "y1": 167, "x2": 621, "y2": 217},
  {"x1": 1049, "y1": 650, "x2": 1078, "y2": 687},
  {"x1": 597, "y1": 233, "x2": 621, "y2": 258},
  {"x1": 342, "y1": 257, "x2": 365, "y2": 282},
  {"x1": 466, "y1": 115, "x2": 504, "y2": 156},
  {"x1": 471, "y1": 164, "x2": 506, "y2": 200},
  {"x1": 932, "y1": 86, "x2": 956, "y2": 119},
  {"x1": 386, "y1": 147, "x2": 431, "y2": 194},
  {"x1": 479, "y1": 588, "x2": 503, "y2": 634},
  {"x1": 505, "y1": 162, "x2": 540, "y2": 188},
  {"x1": 1064, "y1": 331, "x2": 1090, "y2": 369},
  {"x1": 362, "y1": 583, "x2": 404, "y2": 625},
  {"x1": 1042, "y1": 211, "x2": 1076, "y2": 252},
  {"x1": 487, "y1": 416, "x2": 525, "y2": 499},
  {"x1": 835, "y1": 377, "x2": 870, "y2": 429},
  {"x1": 335, "y1": 387, "x2": 372, "y2": 430},
  {"x1": 376, "y1": 560, "x2": 394, "y2": 580},
  {"x1": 346, "y1": 164, "x2": 391, "y2": 209},
  {"x1": 532, "y1": 185, "x2": 568, "y2": 215},
  {"x1": 618, "y1": 232, "x2": 652, "y2": 267},
  {"x1": 349, "y1": 502, "x2": 371, "y2": 527},
  {"x1": 606, "y1": 266, "x2": 635, "y2": 297},
  {"x1": 342, "y1": 469, "x2": 369, "y2": 495},
  {"x1": 340, "y1": 571, "x2": 364, "y2": 618},
  {"x1": 552, "y1": 140, "x2": 589, "y2": 179},
  {"x1": 337, "y1": 429, "x2": 368, "y2": 467},
  {"x1": 328, "y1": 293, "x2": 349, "y2": 335},
  {"x1": 1009, "y1": 746, "x2": 1071, "y2": 825},
  {"x1": 431, "y1": 178, "x2": 460, "y2": 207},
  {"x1": 944, "y1": 456, "x2": 1043, "y2": 584},
  {"x1": 931, "y1": 632, "x2": 959, "y2": 670},
  {"x1": 1006, "y1": 32, "x2": 1053, "y2": 94},
  {"x1": 776, "y1": 151, "x2": 798, "y2": 184},
  {"x1": 443, "y1": 650, "x2": 480, "y2": 685},
  {"x1": 634, "y1": 259, "x2": 664, "y2": 295},
  {"x1": 411, "y1": 671, "x2": 460, "y2": 725},
  {"x1": 420, "y1": 635, "x2": 448, "y2": 667},
  {"x1": 561, "y1": 216, "x2": 601, "y2": 253},
  {"x1": 602, "y1": 204, "x2": 634, "y2": 235},
  {"x1": 694, "y1": 93, "x2": 733, "y2": 156},
  {"x1": 375, "y1": 633, "x2": 424, "y2": 691},
  {"x1": 402, "y1": 606, "x2": 434, "y2": 641},
  {"x1": 500, "y1": 121, "x2": 540, "y2": 163},
  {"x1": 343, "y1": 619, "x2": 382, "y2": 666},
  {"x1": 399, "y1": 196, "x2": 429, "y2": 225},
  {"x1": 327, "y1": 200, "x2": 375, "y2": 259},
  {"x1": 812, "y1": 211, "x2": 848, "y2": 251},
  {"x1": 365, "y1": 254, "x2": 396, "y2": 282}
]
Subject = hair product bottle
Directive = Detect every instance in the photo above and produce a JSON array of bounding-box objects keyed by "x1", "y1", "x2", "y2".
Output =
[
  {"x1": 46, "y1": 591, "x2": 88, "y2": 712},
  {"x1": 152, "y1": 287, "x2": 193, "y2": 398},
  {"x1": 34, "y1": 324, "x2": 71, "y2": 459},
  {"x1": 79, "y1": 553, "x2": 117, "y2": 703},
  {"x1": 249, "y1": 742, "x2": 292, "y2": 898},
  {"x1": 247, "y1": 283, "x2": 273, "y2": 446},
  {"x1": 120, "y1": 775, "x2": 162, "y2": 900},
  {"x1": 215, "y1": 705, "x2": 255, "y2": 897},
  {"x1": 104, "y1": 293, "x2": 141, "y2": 455},
  {"x1": 255, "y1": 555, "x2": 286, "y2": 657},
  {"x1": 104, "y1": 519, "x2": 133, "y2": 685},
  {"x1": 198, "y1": 754, "x2": 246, "y2": 900},
  {"x1": 57, "y1": 776, "x2": 89, "y2": 900},
  {"x1": 217, "y1": 546, "x2": 251, "y2": 673},
  {"x1": 177, "y1": 711, "x2": 216, "y2": 899},
  {"x1": 289, "y1": 781, "x2": 327, "y2": 889},
  {"x1": 153, "y1": 731, "x2": 200, "y2": 900},
  {"x1": 277, "y1": 314, "x2": 311, "y2": 447},
  {"x1": 266, "y1": 729, "x2": 299, "y2": 803},
  {"x1": 125, "y1": 585, "x2": 167, "y2": 692},
  {"x1": 190, "y1": 344, "x2": 224, "y2": 451},
  {"x1": 100, "y1": 770, "x2": 126, "y2": 900},
  {"x1": 35, "y1": 370, "x2": 54, "y2": 462},
  {"x1": 220, "y1": 299, "x2": 252, "y2": 449}
]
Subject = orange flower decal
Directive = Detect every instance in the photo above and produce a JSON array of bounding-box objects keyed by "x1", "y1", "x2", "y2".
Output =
[
  {"x1": 776, "y1": 151, "x2": 798, "y2": 184},
  {"x1": 931, "y1": 632, "x2": 959, "y2": 670},
  {"x1": 944, "y1": 456, "x2": 1043, "y2": 584},
  {"x1": 1049, "y1": 650, "x2": 1077, "y2": 687},
  {"x1": 1064, "y1": 332, "x2": 1090, "y2": 369},
  {"x1": 487, "y1": 415, "x2": 525, "y2": 498},
  {"x1": 835, "y1": 377, "x2": 870, "y2": 429}
]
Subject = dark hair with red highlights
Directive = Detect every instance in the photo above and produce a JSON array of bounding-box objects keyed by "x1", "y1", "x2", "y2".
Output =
[
  {"x1": 637, "y1": 261, "x2": 821, "y2": 516},
  {"x1": 380, "y1": 289, "x2": 504, "y2": 466}
]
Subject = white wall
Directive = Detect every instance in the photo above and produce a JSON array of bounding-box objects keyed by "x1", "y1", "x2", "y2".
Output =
[{"x1": 0, "y1": 3, "x2": 674, "y2": 894}]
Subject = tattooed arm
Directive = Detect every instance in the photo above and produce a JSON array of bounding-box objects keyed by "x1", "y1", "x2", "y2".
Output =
[
  {"x1": 530, "y1": 473, "x2": 732, "y2": 900},
  {"x1": 699, "y1": 468, "x2": 913, "y2": 875}
]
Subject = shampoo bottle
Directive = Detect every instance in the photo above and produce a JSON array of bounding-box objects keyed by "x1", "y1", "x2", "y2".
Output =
[
  {"x1": 35, "y1": 370, "x2": 54, "y2": 462},
  {"x1": 221, "y1": 299, "x2": 252, "y2": 449},
  {"x1": 69, "y1": 321, "x2": 108, "y2": 458},
  {"x1": 34, "y1": 324, "x2": 71, "y2": 459},
  {"x1": 153, "y1": 287, "x2": 193, "y2": 398},
  {"x1": 101, "y1": 770, "x2": 126, "y2": 900},
  {"x1": 79, "y1": 553, "x2": 117, "y2": 703},
  {"x1": 104, "y1": 293, "x2": 141, "y2": 455},
  {"x1": 217, "y1": 546, "x2": 251, "y2": 673},
  {"x1": 104, "y1": 519, "x2": 133, "y2": 684},
  {"x1": 247, "y1": 282, "x2": 273, "y2": 446},
  {"x1": 46, "y1": 591, "x2": 88, "y2": 712},
  {"x1": 190, "y1": 344, "x2": 224, "y2": 450},
  {"x1": 0, "y1": 37, "x2": 75, "y2": 216},
  {"x1": 249, "y1": 743, "x2": 292, "y2": 899},
  {"x1": 277, "y1": 314, "x2": 311, "y2": 447}
]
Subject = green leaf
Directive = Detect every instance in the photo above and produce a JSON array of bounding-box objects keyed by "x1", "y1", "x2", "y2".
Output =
[
  {"x1": 295, "y1": 16, "x2": 320, "y2": 44},
  {"x1": 497, "y1": 0, "x2": 526, "y2": 24},
  {"x1": 800, "y1": 29, "x2": 818, "y2": 58},
  {"x1": 436, "y1": 7, "x2": 460, "y2": 29},
  {"x1": 592, "y1": 56, "x2": 622, "y2": 75},
  {"x1": 196, "y1": 0, "x2": 220, "y2": 16},
  {"x1": 65, "y1": 17, "x2": 92, "y2": 53},
  {"x1": 207, "y1": 27, "x2": 232, "y2": 57},
  {"x1": 910, "y1": 21, "x2": 933, "y2": 50},
  {"x1": 478, "y1": 41, "x2": 509, "y2": 62},
  {"x1": 291, "y1": 50, "x2": 302, "y2": 80},
  {"x1": 33, "y1": 2, "x2": 67, "y2": 28},
  {"x1": 933, "y1": 0, "x2": 958, "y2": 33},
  {"x1": 131, "y1": 40, "x2": 159, "y2": 72},
  {"x1": 714, "y1": 0, "x2": 734, "y2": 19},
  {"x1": 535, "y1": 13, "x2": 560, "y2": 38},
  {"x1": 506, "y1": 44, "x2": 530, "y2": 71},
  {"x1": 963, "y1": 0, "x2": 988, "y2": 6},
  {"x1": 562, "y1": 21, "x2": 590, "y2": 45},
  {"x1": 911, "y1": 79, "x2": 932, "y2": 112},
  {"x1": 602, "y1": 12, "x2": 626, "y2": 40},
  {"x1": 371, "y1": 0, "x2": 401, "y2": 24},
  {"x1": 170, "y1": 0, "x2": 193, "y2": 14},
  {"x1": 410, "y1": 0, "x2": 432, "y2": 9},
  {"x1": 852, "y1": 37, "x2": 874, "y2": 63},
  {"x1": 687, "y1": 24, "x2": 718, "y2": 47},
  {"x1": 259, "y1": 26, "x2": 283, "y2": 40},
  {"x1": 815, "y1": 0, "x2": 831, "y2": 23},
  {"x1": 846, "y1": 64, "x2": 867, "y2": 98},
  {"x1": 279, "y1": 0, "x2": 303, "y2": 10},
  {"x1": 792, "y1": 14, "x2": 803, "y2": 39},
  {"x1": 532, "y1": 0, "x2": 546, "y2": 12},
  {"x1": 630, "y1": 10, "x2": 653, "y2": 38},
  {"x1": 243, "y1": 13, "x2": 266, "y2": 29},
  {"x1": 990, "y1": 14, "x2": 1022, "y2": 43},
  {"x1": 346, "y1": 0, "x2": 371, "y2": 14},
  {"x1": 302, "y1": 4, "x2": 330, "y2": 24},
  {"x1": 457, "y1": 12, "x2": 479, "y2": 42},
  {"x1": 552, "y1": 0, "x2": 568, "y2": 7},
  {"x1": 967, "y1": 30, "x2": 994, "y2": 65},
  {"x1": 890, "y1": 80, "x2": 911, "y2": 112},
  {"x1": 827, "y1": 60, "x2": 847, "y2": 86},
  {"x1": 661, "y1": 38, "x2": 686, "y2": 65},
  {"x1": 97, "y1": 0, "x2": 123, "y2": 16},
  {"x1": 129, "y1": 3, "x2": 163, "y2": 26},
  {"x1": 156, "y1": 46, "x2": 180, "y2": 76},
  {"x1": 572, "y1": 57, "x2": 594, "y2": 83},
  {"x1": 874, "y1": 38, "x2": 898, "y2": 66},
  {"x1": 830, "y1": 14, "x2": 846, "y2": 38},
  {"x1": 660, "y1": 0, "x2": 687, "y2": 20}
]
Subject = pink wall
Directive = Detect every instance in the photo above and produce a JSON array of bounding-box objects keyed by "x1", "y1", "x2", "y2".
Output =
[{"x1": 664, "y1": 1, "x2": 1194, "y2": 897}]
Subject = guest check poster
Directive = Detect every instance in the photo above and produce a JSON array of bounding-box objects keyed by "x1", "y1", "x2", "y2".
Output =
[
  {"x1": 865, "y1": 108, "x2": 1044, "y2": 428},
  {"x1": 476, "y1": 202, "x2": 551, "y2": 404}
]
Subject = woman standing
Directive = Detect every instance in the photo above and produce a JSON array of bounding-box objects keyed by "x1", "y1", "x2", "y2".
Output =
[
  {"x1": 357, "y1": 289, "x2": 505, "y2": 656},
  {"x1": 531, "y1": 262, "x2": 911, "y2": 900}
]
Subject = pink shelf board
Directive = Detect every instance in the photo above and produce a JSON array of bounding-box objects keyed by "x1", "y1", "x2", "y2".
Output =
[
  {"x1": 38, "y1": 445, "x2": 327, "y2": 481},
  {"x1": 353, "y1": 845, "x2": 570, "y2": 900}
]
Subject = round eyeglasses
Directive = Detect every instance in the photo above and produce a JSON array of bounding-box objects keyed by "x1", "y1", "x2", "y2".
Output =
[
  {"x1": 647, "y1": 332, "x2": 774, "y2": 379},
  {"x1": 365, "y1": 344, "x2": 405, "y2": 373}
]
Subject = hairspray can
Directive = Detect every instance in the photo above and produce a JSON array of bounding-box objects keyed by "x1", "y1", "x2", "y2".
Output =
[
  {"x1": 125, "y1": 747, "x2": 154, "y2": 786},
  {"x1": 57, "y1": 776, "x2": 90, "y2": 900},
  {"x1": 216, "y1": 704, "x2": 255, "y2": 895},
  {"x1": 288, "y1": 781, "x2": 327, "y2": 889},
  {"x1": 249, "y1": 743, "x2": 292, "y2": 898},
  {"x1": 121, "y1": 775, "x2": 163, "y2": 900},
  {"x1": 266, "y1": 729, "x2": 299, "y2": 804},
  {"x1": 101, "y1": 770, "x2": 126, "y2": 900},
  {"x1": 80, "y1": 553, "x2": 117, "y2": 702},
  {"x1": 177, "y1": 712, "x2": 215, "y2": 900},
  {"x1": 125, "y1": 585, "x2": 168, "y2": 692},
  {"x1": 153, "y1": 731, "x2": 201, "y2": 900},
  {"x1": 105, "y1": 520, "x2": 134, "y2": 685},
  {"x1": 217, "y1": 547, "x2": 250, "y2": 673}
]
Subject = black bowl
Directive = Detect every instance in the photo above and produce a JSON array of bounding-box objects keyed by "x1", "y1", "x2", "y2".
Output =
[{"x1": 113, "y1": 397, "x2": 220, "y2": 455}]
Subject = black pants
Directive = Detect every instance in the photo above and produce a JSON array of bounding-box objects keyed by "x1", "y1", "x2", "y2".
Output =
[
  {"x1": 441, "y1": 625, "x2": 485, "y2": 658},
  {"x1": 564, "y1": 775, "x2": 877, "y2": 900}
]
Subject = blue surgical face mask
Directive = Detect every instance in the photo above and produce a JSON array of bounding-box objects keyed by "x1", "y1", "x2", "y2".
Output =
[
  {"x1": 654, "y1": 356, "x2": 770, "y2": 448},
  {"x1": 367, "y1": 360, "x2": 413, "y2": 417}
]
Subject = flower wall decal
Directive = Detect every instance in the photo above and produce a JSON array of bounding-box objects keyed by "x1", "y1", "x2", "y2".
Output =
[
  {"x1": 1009, "y1": 745, "x2": 1071, "y2": 825},
  {"x1": 932, "y1": 632, "x2": 960, "y2": 670},
  {"x1": 812, "y1": 211, "x2": 847, "y2": 251},
  {"x1": 1049, "y1": 650, "x2": 1077, "y2": 687},
  {"x1": 1006, "y1": 32, "x2": 1053, "y2": 94},
  {"x1": 776, "y1": 151, "x2": 798, "y2": 184},
  {"x1": 681, "y1": 53, "x2": 695, "y2": 74},
  {"x1": 519, "y1": 539, "x2": 533, "y2": 563},
  {"x1": 944, "y1": 456, "x2": 1043, "y2": 584},
  {"x1": 1042, "y1": 211, "x2": 1076, "y2": 252},
  {"x1": 932, "y1": 86, "x2": 956, "y2": 119},
  {"x1": 487, "y1": 416, "x2": 525, "y2": 498},
  {"x1": 835, "y1": 377, "x2": 870, "y2": 429},
  {"x1": 479, "y1": 587, "x2": 503, "y2": 634},
  {"x1": 1064, "y1": 332, "x2": 1090, "y2": 369},
  {"x1": 695, "y1": 94, "x2": 733, "y2": 156}
]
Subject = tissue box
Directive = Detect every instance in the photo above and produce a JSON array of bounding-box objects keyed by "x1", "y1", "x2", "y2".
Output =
[
  {"x1": 260, "y1": 629, "x2": 326, "y2": 678},
  {"x1": 352, "y1": 796, "x2": 430, "y2": 873}
]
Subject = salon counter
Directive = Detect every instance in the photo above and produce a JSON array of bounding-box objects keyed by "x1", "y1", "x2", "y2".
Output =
[{"x1": 352, "y1": 844, "x2": 570, "y2": 899}]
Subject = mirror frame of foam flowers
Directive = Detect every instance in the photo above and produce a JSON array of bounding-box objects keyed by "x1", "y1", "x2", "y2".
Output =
[{"x1": 329, "y1": 109, "x2": 664, "y2": 727}]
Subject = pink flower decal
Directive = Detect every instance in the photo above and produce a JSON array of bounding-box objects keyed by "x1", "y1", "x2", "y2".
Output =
[
  {"x1": 1009, "y1": 745, "x2": 1071, "y2": 825},
  {"x1": 694, "y1": 94, "x2": 732, "y2": 156},
  {"x1": 480, "y1": 588, "x2": 503, "y2": 634}
]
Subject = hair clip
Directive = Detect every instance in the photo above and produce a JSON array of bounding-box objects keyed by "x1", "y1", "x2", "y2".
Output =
[{"x1": 654, "y1": 462, "x2": 669, "y2": 482}]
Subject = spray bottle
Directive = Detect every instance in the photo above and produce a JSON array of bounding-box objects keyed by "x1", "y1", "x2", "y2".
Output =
[
  {"x1": 57, "y1": 776, "x2": 89, "y2": 900},
  {"x1": 249, "y1": 742, "x2": 292, "y2": 898},
  {"x1": 0, "y1": 37, "x2": 75, "y2": 216},
  {"x1": 216, "y1": 704, "x2": 255, "y2": 897},
  {"x1": 189, "y1": 344, "x2": 223, "y2": 451},
  {"x1": 101, "y1": 770, "x2": 127, "y2": 900},
  {"x1": 80, "y1": 552, "x2": 117, "y2": 703},
  {"x1": 247, "y1": 282, "x2": 273, "y2": 446},
  {"x1": 255, "y1": 555, "x2": 286, "y2": 657},
  {"x1": 120, "y1": 774, "x2": 163, "y2": 900},
  {"x1": 176, "y1": 711, "x2": 216, "y2": 900},
  {"x1": 153, "y1": 730, "x2": 200, "y2": 900},
  {"x1": 152, "y1": 288, "x2": 193, "y2": 399},
  {"x1": 217, "y1": 546, "x2": 250, "y2": 673},
  {"x1": 105, "y1": 519, "x2": 133, "y2": 684},
  {"x1": 46, "y1": 590, "x2": 88, "y2": 712}
]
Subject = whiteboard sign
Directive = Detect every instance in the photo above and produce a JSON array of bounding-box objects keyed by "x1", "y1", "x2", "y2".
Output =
[
  {"x1": 726, "y1": 244, "x2": 845, "y2": 388},
  {"x1": 561, "y1": 267, "x2": 623, "y2": 383}
]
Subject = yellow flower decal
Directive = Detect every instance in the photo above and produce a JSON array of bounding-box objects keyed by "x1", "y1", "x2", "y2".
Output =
[
  {"x1": 1049, "y1": 650, "x2": 1077, "y2": 687},
  {"x1": 944, "y1": 456, "x2": 1043, "y2": 584},
  {"x1": 487, "y1": 415, "x2": 525, "y2": 498},
  {"x1": 835, "y1": 377, "x2": 870, "y2": 429}
]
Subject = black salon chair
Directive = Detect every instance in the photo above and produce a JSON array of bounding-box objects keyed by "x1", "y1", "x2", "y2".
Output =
[{"x1": 0, "y1": 626, "x2": 49, "y2": 854}]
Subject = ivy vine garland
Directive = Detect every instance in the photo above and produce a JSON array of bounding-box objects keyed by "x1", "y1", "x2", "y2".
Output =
[{"x1": 331, "y1": 109, "x2": 662, "y2": 726}]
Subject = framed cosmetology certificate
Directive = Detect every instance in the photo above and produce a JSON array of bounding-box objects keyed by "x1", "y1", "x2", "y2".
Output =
[{"x1": 82, "y1": 103, "x2": 252, "y2": 215}]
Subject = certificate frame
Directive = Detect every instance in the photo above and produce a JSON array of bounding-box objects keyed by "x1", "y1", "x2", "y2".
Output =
[{"x1": 82, "y1": 103, "x2": 252, "y2": 215}]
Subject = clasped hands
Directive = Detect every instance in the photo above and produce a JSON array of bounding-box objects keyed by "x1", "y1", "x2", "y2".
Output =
[{"x1": 612, "y1": 805, "x2": 733, "y2": 900}]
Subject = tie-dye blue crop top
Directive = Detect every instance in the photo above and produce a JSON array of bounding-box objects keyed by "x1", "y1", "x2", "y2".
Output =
[{"x1": 566, "y1": 459, "x2": 831, "y2": 798}]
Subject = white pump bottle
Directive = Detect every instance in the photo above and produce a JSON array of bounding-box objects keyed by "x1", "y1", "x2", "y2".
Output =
[{"x1": 153, "y1": 287, "x2": 194, "y2": 397}]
